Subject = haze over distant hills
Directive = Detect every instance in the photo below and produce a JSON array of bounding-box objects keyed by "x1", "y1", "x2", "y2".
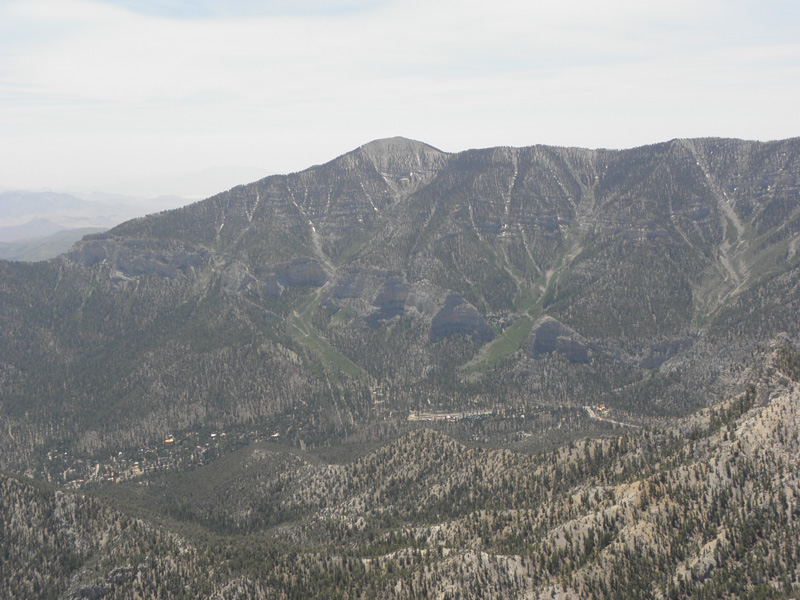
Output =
[
  {"x1": 0, "y1": 227, "x2": 107, "y2": 262},
  {"x1": 0, "y1": 164, "x2": 269, "y2": 261},
  {"x1": 1, "y1": 136, "x2": 800, "y2": 599},
  {"x1": 0, "y1": 189, "x2": 192, "y2": 260}
]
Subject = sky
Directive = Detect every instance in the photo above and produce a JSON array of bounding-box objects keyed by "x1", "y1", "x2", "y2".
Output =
[{"x1": 1, "y1": 0, "x2": 799, "y2": 199}]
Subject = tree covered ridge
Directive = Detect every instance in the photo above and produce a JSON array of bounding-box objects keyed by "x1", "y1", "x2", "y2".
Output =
[{"x1": 3, "y1": 341, "x2": 800, "y2": 599}]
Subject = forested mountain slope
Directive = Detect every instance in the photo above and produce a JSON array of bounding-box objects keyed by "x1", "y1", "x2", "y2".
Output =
[
  {"x1": 3, "y1": 340, "x2": 800, "y2": 599},
  {"x1": 1, "y1": 136, "x2": 799, "y2": 479}
]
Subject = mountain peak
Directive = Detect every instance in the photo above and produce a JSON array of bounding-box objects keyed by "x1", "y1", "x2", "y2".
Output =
[
  {"x1": 357, "y1": 137, "x2": 446, "y2": 177},
  {"x1": 359, "y1": 136, "x2": 438, "y2": 153}
]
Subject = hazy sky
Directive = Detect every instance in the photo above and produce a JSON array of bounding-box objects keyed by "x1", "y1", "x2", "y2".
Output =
[{"x1": 1, "y1": 0, "x2": 799, "y2": 198}]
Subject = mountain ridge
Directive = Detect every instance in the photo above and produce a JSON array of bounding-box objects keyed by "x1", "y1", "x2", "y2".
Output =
[{"x1": 1, "y1": 136, "x2": 800, "y2": 472}]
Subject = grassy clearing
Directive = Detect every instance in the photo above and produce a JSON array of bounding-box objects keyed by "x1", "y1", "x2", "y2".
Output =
[
  {"x1": 723, "y1": 214, "x2": 739, "y2": 245},
  {"x1": 330, "y1": 307, "x2": 356, "y2": 326},
  {"x1": 464, "y1": 230, "x2": 586, "y2": 375},
  {"x1": 512, "y1": 284, "x2": 539, "y2": 313},
  {"x1": 474, "y1": 315, "x2": 533, "y2": 369},
  {"x1": 464, "y1": 289, "x2": 547, "y2": 375},
  {"x1": 287, "y1": 292, "x2": 368, "y2": 383}
]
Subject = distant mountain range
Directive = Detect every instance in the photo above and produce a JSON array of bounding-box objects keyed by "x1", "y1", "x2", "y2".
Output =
[
  {"x1": 0, "y1": 189, "x2": 192, "y2": 259},
  {"x1": 0, "y1": 227, "x2": 107, "y2": 262}
]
